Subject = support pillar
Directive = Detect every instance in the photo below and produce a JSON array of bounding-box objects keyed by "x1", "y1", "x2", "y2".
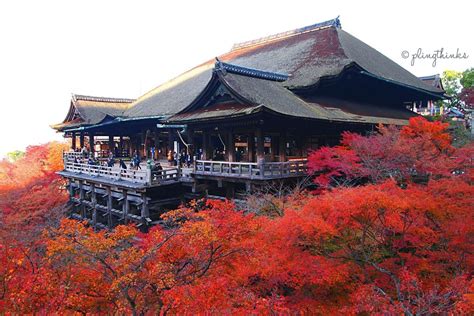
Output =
[
  {"x1": 89, "y1": 133, "x2": 95, "y2": 156},
  {"x1": 247, "y1": 132, "x2": 254, "y2": 162},
  {"x1": 119, "y1": 136, "x2": 124, "y2": 157},
  {"x1": 108, "y1": 135, "x2": 114, "y2": 156},
  {"x1": 270, "y1": 135, "x2": 277, "y2": 162},
  {"x1": 122, "y1": 190, "x2": 129, "y2": 224},
  {"x1": 256, "y1": 128, "x2": 265, "y2": 163},
  {"x1": 186, "y1": 128, "x2": 194, "y2": 157},
  {"x1": 279, "y1": 131, "x2": 287, "y2": 162},
  {"x1": 202, "y1": 131, "x2": 209, "y2": 160},
  {"x1": 79, "y1": 132, "x2": 85, "y2": 149},
  {"x1": 142, "y1": 131, "x2": 147, "y2": 158},
  {"x1": 79, "y1": 180, "x2": 85, "y2": 219},
  {"x1": 91, "y1": 184, "x2": 97, "y2": 230},
  {"x1": 107, "y1": 187, "x2": 113, "y2": 229},
  {"x1": 141, "y1": 193, "x2": 149, "y2": 226},
  {"x1": 168, "y1": 129, "x2": 174, "y2": 156},
  {"x1": 154, "y1": 131, "x2": 160, "y2": 159},
  {"x1": 71, "y1": 132, "x2": 76, "y2": 150},
  {"x1": 68, "y1": 179, "x2": 74, "y2": 202},
  {"x1": 227, "y1": 131, "x2": 235, "y2": 162}
]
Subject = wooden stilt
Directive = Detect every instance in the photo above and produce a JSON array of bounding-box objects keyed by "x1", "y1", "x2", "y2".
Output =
[
  {"x1": 227, "y1": 131, "x2": 235, "y2": 162},
  {"x1": 79, "y1": 180, "x2": 85, "y2": 219},
  {"x1": 248, "y1": 132, "x2": 254, "y2": 162},
  {"x1": 71, "y1": 132, "x2": 76, "y2": 150},
  {"x1": 279, "y1": 131, "x2": 287, "y2": 162},
  {"x1": 91, "y1": 184, "x2": 97, "y2": 229},
  {"x1": 141, "y1": 193, "x2": 149, "y2": 226},
  {"x1": 202, "y1": 131, "x2": 209, "y2": 160},
  {"x1": 89, "y1": 133, "x2": 95, "y2": 156},
  {"x1": 108, "y1": 135, "x2": 114, "y2": 155},
  {"x1": 123, "y1": 189, "x2": 129, "y2": 224},
  {"x1": 79, "y1": 132, "x2": 85, "y2": 149},
  {"x1": 107, "y1": 187, "x2": 113, "y2": 228}
]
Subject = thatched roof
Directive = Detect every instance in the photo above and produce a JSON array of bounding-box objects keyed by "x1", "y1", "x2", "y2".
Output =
[
  {"x1": 167, "y1": 62, "x2": 415, "y2": 125},
  {"x1": 51, "y1": 94, "x2": 135, "y2": 131},
  {"x1": 124, "y1": 17, "x2": 443, "y2": 120}
]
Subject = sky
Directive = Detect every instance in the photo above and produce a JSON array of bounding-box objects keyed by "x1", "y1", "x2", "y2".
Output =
[{"x1": 0, "y1": 0, "x2": 472, "y2": 158}]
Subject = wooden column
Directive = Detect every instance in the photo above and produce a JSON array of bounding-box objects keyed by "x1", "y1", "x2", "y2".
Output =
[
  {"x1": 202, "y1": 131, "x2": 209, "y2": 160},
  {"x1": 141, "y1": 193, "x2": 149, "y2": 225},
  {"x1": 256, "y1": 128, "x2": 265, "y2": 163},
  {"x1": 270, "y1": 135, "x2": 277, "y2": 162},
  {"x1": 154, "y1": 131, "x2": 160, "y2": 159},
  {"x1": 106, "y1": 187, "x2": 113, "y2": 229},
  {"x1": 142, "y1": 131, "x2": 147, "y2": 158},
  {"x1": 108, "y1": 135, "x2": 114, "y2": 155},
  {"x1": 122, "y1": 190, "x2": 129, "y2": 224},
  {"x1": 119, "y1": 136, "x2": 124, "y2": 157},
  {"x1": 79, "y1": 132, "x2": 85, "y2": 148},
  {"x1": 79, "y1": 180, "x2": 85, "y2": 219},
  {"x1": 71, "y1": 132, "x2": 76, "y2": 150},
  {"x1": 168, "y1": 129, "x2": 174, "y2": 155},
  {"x1": 89, "y1": 133, "x2": 95, "y2": 155},
  {"x1": 68, "y1": 179, "x2": 74, "y2": 202},
  {"x1": 91, "y1": 184, "x2": 97, "y2": 230},
  {"x1": 186, "y1": 128, "x2": 194, "y2": 157},
  {"x1": 227, "y1": 131, "x2": 235, "y2": 162},
  {"x1": 279, "y1": 131, "x2": 287, "y2": 162},
  {"x1": 247, "y1": 132, "x2": 254, "y2": 162}
]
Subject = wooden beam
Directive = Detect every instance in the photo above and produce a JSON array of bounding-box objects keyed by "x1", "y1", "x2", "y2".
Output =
[
  {"x1": 71, "y1": 132, "x2": 76, "y2": 150},
  {"x1": 108, "y1": 135, "x2": 114, "y2": 155},
  {"x1": 119, "y1": 136, "x2": 124, "y2": 157},
  {"x1": 141, "y1": 193, "x2": 149, "y2": 226},
  {"x1": 202, "y1": 131, "x2": 209, "y2": 160},
  {"x1": 91, "y1": 183, "x2": 97, "y2": 230},
  {"x1": 79, "y1": 132, "x2": 85, "y2": 148},
  {"x1": 279, "y1": 131, "x2": 287, "y2": 162},
  {"x1": 256, "y1": 128, "x2": 265, "y2": 163},
  {"x1": 89, "y1": 133, "x2": 95, "y2": 155},
  {"x1": 79, "y1": 180, "x2": 85, "y2": 218},
  {"x1": 107, "y1": 187, "x2": 112, "y2": 228},
  {"x1": 247, "y1": 132, "x2": 254, "y2": 162},
  {"x1": 123, "y1": 189, "x2": 129, "y2": 224},
  {"x1": 227, "y1": 131, "x2": 235, "y2": 162}
]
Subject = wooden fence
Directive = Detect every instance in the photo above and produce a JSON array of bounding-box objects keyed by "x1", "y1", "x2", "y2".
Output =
[
  {"x1": 63, "y1": 161, "x2": 180, "y2": 186},
  {"x1": 193, "y1": 159, "x2": 308, "y2": 179}
]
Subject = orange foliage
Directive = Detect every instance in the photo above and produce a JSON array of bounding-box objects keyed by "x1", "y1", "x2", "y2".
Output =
[{"x1": 0, "y1": 125, "x2": 472, "y2": 314}]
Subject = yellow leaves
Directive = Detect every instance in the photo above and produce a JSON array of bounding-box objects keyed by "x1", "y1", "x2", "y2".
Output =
[{"x1": 181, "y1": 220, "x2": 219, "y2": 245}]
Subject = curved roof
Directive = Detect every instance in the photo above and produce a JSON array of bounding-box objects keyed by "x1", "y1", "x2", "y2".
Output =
[
  {"x1": 123, "y1": 18, "x2": 443, "y2": 119},
  {"x1": 167, "y1": 62, "x2": 415, "y2": 126},
  {"x1": 51, "y1": 94, "x2": 134, "y2": 131}
]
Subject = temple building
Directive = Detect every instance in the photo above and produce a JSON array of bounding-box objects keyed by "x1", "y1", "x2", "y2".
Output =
[{"x1": 52, "y1": 18, "x2": 446, "y2": 229}]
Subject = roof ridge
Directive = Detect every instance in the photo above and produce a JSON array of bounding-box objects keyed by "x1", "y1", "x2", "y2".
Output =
[
  {"x1": 230, "y1": 17, "x2": 341, "y2": 51},
  {"x1": 73, "y1": 94, "x2": 135, "y2": 103},
  {"x1": 418, "y1": 74, "x2": 440, "y2": 80},
  {"x1": 215, "y1": 59, "x2": 289, "y2": 82}
]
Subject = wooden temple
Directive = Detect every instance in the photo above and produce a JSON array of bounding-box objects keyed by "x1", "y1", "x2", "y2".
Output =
[{"x1": 52, "y1": 17, "x2": 446, "y2": 230}]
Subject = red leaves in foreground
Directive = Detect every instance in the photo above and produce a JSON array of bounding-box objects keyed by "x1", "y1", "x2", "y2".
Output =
[
  {"x1": 0, "y1": 121, "x2": 473, "y2": 314},
  {"x1": 308, "y1": 117, "x2": 473, "y2": 188}
]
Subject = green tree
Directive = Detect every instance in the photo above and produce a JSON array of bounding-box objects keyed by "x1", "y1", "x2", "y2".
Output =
[
  {"x1": 6, "y1": 150, "x2": 25, "y2": 162},
  {"x1": 460, "y1": 68, "x2": 474, "y2": 88},
  {"x1": 441, "y1": 70, "x2": 462, "y2": 108}
]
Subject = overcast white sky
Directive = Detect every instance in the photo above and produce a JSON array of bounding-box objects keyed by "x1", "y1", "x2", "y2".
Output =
[{"x1": 0, "y1": 0, "x2": 472, "y2": 157}]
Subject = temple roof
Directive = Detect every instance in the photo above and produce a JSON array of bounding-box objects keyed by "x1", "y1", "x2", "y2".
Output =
[
  {"x1": 419, "y1": 74, "x2": 444, "y2": 91},
  {"x1": 51, "y1": 94, "x2": 135, "y2": 131},
  {"x1": 124, "y1": 17, "x2": 444, "y2": 120},
  {"x1": 167, "y1": 62, "x2": 415, "y2": 125}
]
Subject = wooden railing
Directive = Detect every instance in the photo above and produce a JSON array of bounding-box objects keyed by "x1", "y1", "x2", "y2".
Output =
[
  {"x1": 193, "y1": 159, "x2": 308, "y2": 179},
  {"x1": 63, "y1": 161, "x2": 180, "y2": 186},
  {"x1": 63, "y1": 151, "x2": 83, "y2": 162}
]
